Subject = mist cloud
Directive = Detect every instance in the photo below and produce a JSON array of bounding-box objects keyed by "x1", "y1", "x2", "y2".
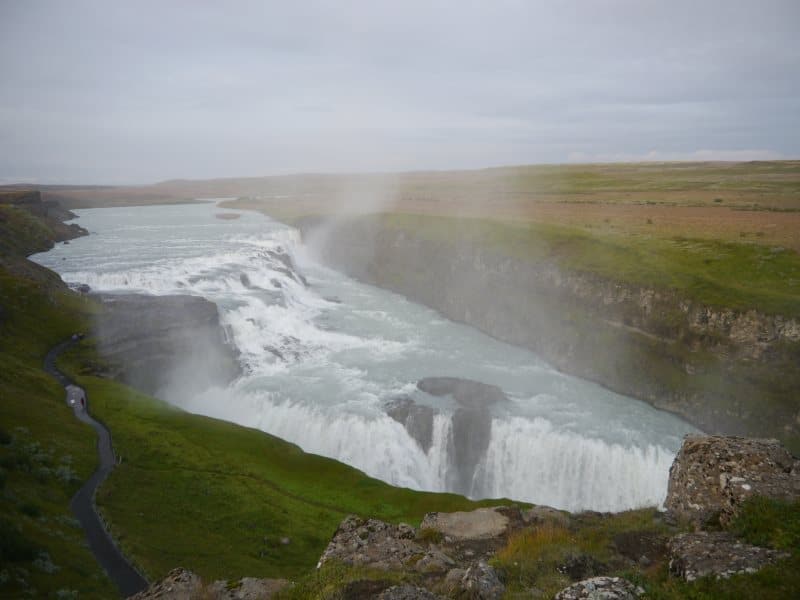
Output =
[{"x1": 1, "y1": 0, "x2": 798, "y2": 183}]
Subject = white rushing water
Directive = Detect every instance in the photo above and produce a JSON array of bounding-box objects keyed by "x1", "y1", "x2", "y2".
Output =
[{"x1": 32, "y1": 201, "x2": 696, "y2": 512}]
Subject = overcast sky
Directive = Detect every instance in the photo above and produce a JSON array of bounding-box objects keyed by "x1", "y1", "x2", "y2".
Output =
[{"x1": 1, "y1": 1, "x2": 798, "y2": 184}]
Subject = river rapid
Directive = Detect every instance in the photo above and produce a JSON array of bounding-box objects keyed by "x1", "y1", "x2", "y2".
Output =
[{"x1": 32, "y1": 201, "x2": 696, "y2": 512}]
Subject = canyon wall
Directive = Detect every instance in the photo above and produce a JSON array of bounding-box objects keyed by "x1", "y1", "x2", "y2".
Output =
[{"x1": 302, "y1": 216, "x2": 800, "y2": 452}]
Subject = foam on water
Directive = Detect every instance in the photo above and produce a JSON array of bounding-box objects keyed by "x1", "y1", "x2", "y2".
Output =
[{"x1": 31, "y1": 201, "x2": 697, "y2": 511}]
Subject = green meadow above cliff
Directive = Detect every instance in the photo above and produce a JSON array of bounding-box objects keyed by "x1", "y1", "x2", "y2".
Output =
[{"x1": 370, "y1": 213, "x2": 800, "y2": 319}]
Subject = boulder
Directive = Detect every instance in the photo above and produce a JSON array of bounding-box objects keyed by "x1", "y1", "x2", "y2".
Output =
[
  {"x1": 456, "y1": 560, "x2": 505, "y2": 600},
  {"x1": 128, "y1": 568, "x2": 289, "y2": 599},
  {"x1": 557, "y1": 553, "x2": 608, "y2": 580},
  {"x1": 128, "y1": 568, "x2": 200, "y2": 599},
  {"x1": 668, "y1": 532, "x2": 789, "y2": 582},
  {"x1": 420, "y1": 507, "x2": 516, "y2": 541},
  {"x1": 316, "y1": 515, "x2": 429, "y2": 571},
  {"x1": 554, "y1": 576, "x2": 644, "y2": 600},
  {"x1": 386, "y1": 396, "x2": 436, "y2": 453},
  {"x1": 416, "y1": 377, "x2": 510, "y2": 495},
  {"x1": 377, "y1": 584, "x2": 442, "y2": 599},
  {"x1": 665, "y1": 435, "x2": 800, "y2": 526},
  {"x1": 522, "y1": 505, "x2": 570, "y2": 527},
  {"x1": 93, "y1": 294, "x2": 241, "y2": 401}
]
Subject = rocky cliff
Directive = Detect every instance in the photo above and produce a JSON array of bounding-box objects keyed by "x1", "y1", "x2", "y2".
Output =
[
  {"x1": 300, "y1": 215, "x2": 800, "y2": 451},
  {"x1": 92, "y1": 293, "x2": 241, "y2": 402},
  {"x1": 130, "y1": 435, "x2": 799, "y2": 598}
]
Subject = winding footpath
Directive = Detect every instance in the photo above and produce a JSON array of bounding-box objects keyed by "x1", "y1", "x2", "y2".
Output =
[{"x1": 44, "y1": 338, "x2": 148, "y2": 598}]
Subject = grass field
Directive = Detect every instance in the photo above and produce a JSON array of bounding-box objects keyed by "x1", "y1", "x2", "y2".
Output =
[
  {"x1": 213, "y1": 161, "x2": 800, "y2": 320},
  {"x1": 378, "y1": 213, "x2": 800, "y2": 318},
  {"x1": 2, "y1": 164, "x2": 798, "y2": 597},
  {"x1": 0, "y1": 204, "x2": 506, "y2": 595},
  {"x1": 0, "y1": 259, "x2": 117, "y2": 598},
  {"x1": 57, "y1": 347, "x2": 506, "y2": 582}
]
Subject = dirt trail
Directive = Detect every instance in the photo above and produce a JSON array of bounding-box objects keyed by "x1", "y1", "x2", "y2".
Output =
[{"x1": 44, "y1": 338, "x2": 148, "y2": 598}]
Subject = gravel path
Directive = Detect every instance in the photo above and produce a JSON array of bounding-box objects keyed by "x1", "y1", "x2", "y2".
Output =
[{"x1": 44, "y1": 338, "x2": 148, "y2": 598}]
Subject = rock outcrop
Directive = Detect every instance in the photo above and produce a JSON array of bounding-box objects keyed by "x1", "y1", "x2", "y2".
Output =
[
  {"x1": 93, "y1": 294, "x2": 241, "y2": 401},
  {"x1": 419, "y1": 507, "x2": 517, "y2": 541},
  {"x1": 377, "y1": 585, "x2": 443, "y2": 599},
  {"x1": 665, "y1": 435, "x2": 800, "y2": 526},
  {"x1": 318, "y1": 509, "x2": 520, "y2": 599},
  {"x1": 385, "y1": 396, "x2": 436, "y2": 453},
  {"x1": 128, "y1": 568, "x2": 288, "y2": 600},
  {"x1": 317, "y1": 516, "x2": 425, "y2": 572},
  {"x1": 554, "y1": 576, "x2": 644, "y2": 600},
  {"x1": 0, "y1": 189, "x2": 88, "y2": 255},
  {"x1": 668, "y1": 532, "x2": 789, "y2": 582},
  {"x1": 386, "y1": 377, "x2": 510, "y2": 496}
]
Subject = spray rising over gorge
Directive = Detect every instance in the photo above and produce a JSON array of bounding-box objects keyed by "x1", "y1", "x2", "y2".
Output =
[{"x1": 32, "y1": 201, "x2": 696, "y2": 512}]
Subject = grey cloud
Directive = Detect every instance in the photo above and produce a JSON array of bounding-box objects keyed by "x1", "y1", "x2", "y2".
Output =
[{"x1": 0, "y1": 0, "x2": 798, "y2": 183}]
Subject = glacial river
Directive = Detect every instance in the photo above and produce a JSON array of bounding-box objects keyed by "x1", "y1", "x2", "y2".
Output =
[{"x1": 32, "y1": 201, "x2": 696, "y2": 512}]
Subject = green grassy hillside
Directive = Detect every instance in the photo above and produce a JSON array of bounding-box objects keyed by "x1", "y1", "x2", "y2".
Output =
[
  {"x1": 58, "y1": 346, "x2": 503, "y2": 582},
  {"x1": 0, "y1": 199, "x2": 503, "y2": 596},
  {"x1": 0, "y1": 263, "x2": 116, "y2": 598},
  {"x1": 375, "y1": 213, "x2": 800, "y2": 319}
]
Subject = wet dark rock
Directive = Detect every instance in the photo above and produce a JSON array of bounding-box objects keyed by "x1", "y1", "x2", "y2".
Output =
[
  {"x1": 258, "y1": 289, "x2": 287, "y2": 308},
  {"x1": 558, "y1": 553, "x2": 608, "y2": 581},
  {"x1": 665, "y1": 435, "x2": 800, "y2": 526},
  {"x1": 612, "y1": 530, "x2": 667, "y2": 567},
  {"x1": 386, "y1": 396, "x2": 435, "y2": 453},
  {"x1": 554, "y1": 577, "x2": 643, "y2": 600},
  {"x1": 377, "y1": 584, "x2": 442, "y2": 599},
  {"x1": 385, "y1": 378, "x2": 511, "y2": 495},
  {"x1": 456, "y1": 560, "x2": 505, "y2": 600},
  {"x1": 76, "y1": 283, "x2": 91, "y2": 294},
  {"x1": 93, "y1": 294, "x2": 240, "y2": 400},
  {"x1": 417, "y1": 377, "x2": 509, "y2": 496},
  {"x1": 668, "y1": 531, "x2": 789, "y2": 582},
  {"x1": 416, "y1": 377, "x2": 507, "y2": 409},
  {"x1": 266, "y1": 248, "x2": 308, "y2": 287},
  {"x1": 523, "y1": 505, "x2": 571, "y2": 527},
  {"x1": 240, "y1": 273, "x2": 252, "y2": 288},
  {"x1": 338, "y1": 579, "x2": 393, "y2": 599},
  {"x1": 129, "y1": 567, "x2": 289, "y2": 599}
]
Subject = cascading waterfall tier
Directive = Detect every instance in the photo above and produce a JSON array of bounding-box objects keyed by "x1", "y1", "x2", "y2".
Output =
[{"x1": 31, "y1": 201, "x2": 697, "y2": 512}]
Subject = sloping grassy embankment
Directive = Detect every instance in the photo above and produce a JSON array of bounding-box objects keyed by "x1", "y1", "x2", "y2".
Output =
[
  {"x1": 0, "y1": 196, "x2": 504, "y2": 597},
  {"x1": 0, "y1": 203, "x2": 117, "y2": 598}
]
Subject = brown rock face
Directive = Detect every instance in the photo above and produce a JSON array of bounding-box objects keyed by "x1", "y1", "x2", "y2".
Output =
[{"x1": 665, "y1": 435, "x2": 800, "y2": 526}]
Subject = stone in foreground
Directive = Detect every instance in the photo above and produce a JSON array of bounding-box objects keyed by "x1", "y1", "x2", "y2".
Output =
[
  {"x1": 128, "y1": 568, "x2": 288, "y2": 599},
  {"x1": 554, "y1": 576, "x2": 643, "y2": 600},
  {"x1": 668, "y1": 532, "x2": 789, "y2": 582},
  {"x1": 318, "y1": 512, "x2": 508, "y2": 599},
  {"x1": 665, "y1": 435, "x2": 800, "y2": 526},
  {"x1": 377, "y1": 584, "x2": 443, "y2": 599},
  {"x1": 419, "y1": 506, "x2": 517, "y2": 540},
  {"x1": 316, "y1": 516, "x2": 423, "y2": 571}
]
